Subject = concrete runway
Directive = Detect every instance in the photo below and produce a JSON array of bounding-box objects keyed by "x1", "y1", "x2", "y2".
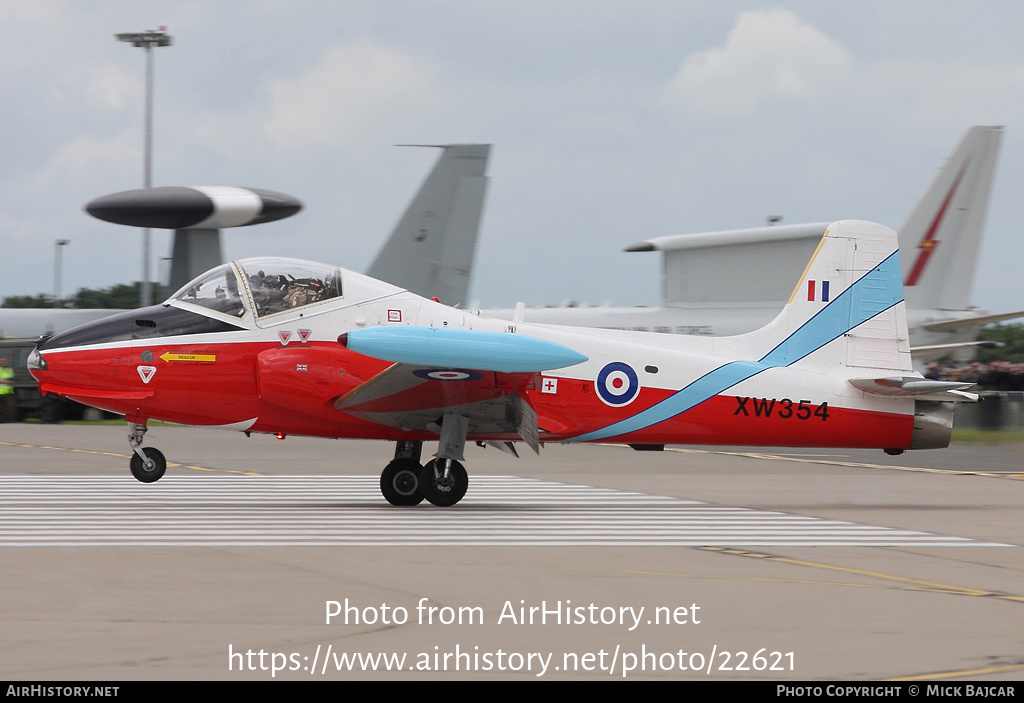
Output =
[{"x1": 0, "y1": 423, "x2": 1021, "y2": 681}]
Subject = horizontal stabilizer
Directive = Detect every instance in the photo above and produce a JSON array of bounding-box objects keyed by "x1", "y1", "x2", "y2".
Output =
[
  {"x1": 850, "y1": 376, "x2": 978, "y2": 402},
  {"x1": 911, "y1": 340, "x2": 1002, "y2": 354},
  {"x1": 920, "y1": 308, "x2": 1024, "y2": 332},
  {"x1": 340, "y1": 326, "x2": 588, "y2": 373},
  {"x1": 625, "y1": 223, "x2": 829, "y2": 253}
]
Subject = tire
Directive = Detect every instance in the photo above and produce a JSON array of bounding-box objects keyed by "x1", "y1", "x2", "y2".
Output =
[
  {"x1": 419, "y1": 459, "x2": 468, "y2": 507},
  {"x1": 130, "y1": 447, "x2": 167, "y2": 483},
  {"x1": 380, "y1": 459, "x2": 424, "y2": 506},
  {"x1": 40, "y1": 396, "x2": 64, "y2": 423}
]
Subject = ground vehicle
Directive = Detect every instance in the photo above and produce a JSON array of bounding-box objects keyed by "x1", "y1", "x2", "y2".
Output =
[{"x1": 0, "y1": 338, "x2": 85, "y2": 422}]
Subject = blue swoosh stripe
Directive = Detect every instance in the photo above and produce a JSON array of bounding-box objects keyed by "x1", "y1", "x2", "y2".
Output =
[
  {"x1": 759, "y1": 250, "x2": 901, "y2": 366},
  {"x1": 568, "y1": 250, "x2": 902, "y2": 442}
]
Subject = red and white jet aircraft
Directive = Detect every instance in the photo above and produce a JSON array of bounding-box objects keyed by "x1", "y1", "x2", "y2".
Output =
[{"x1": 28, "y1": 220, "x2": 974, "y2": 507}]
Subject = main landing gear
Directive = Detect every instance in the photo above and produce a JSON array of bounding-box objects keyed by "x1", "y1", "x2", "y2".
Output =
[
  {"x1": 380, "y1": 414, "x2": 471, "y2": 507},
  {"x1": 128, "y1": 422, "x2": 166, "y2": 483},
  {"x1": 379, "y1": 441, "x2": 470, "y2": 508},
  {"x1": 380, "y1": 442, "x2": 425, "y2": 506}
]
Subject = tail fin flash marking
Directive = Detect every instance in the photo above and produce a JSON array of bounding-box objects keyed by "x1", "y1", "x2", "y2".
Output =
[
  {"x1": 904, "y1": 162, "x2": 968, "y2": 286},
  {"x1": 806, "y1": 280, "x2": 830, "y2": 302},
  {"x1": 899, "y1": 126, "x2": 1002, "y2": 311},
  {"x1": 570, "y1": 237, "x2": 903, "y2": 442}
]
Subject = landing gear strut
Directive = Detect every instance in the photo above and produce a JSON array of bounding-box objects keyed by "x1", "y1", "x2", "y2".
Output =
[
  {"x1": 419, "y1": 458, "x2": 468, "y2": 507},
  {"x1": 128, "y1": 422, "x2": 166, "y2": 483}
]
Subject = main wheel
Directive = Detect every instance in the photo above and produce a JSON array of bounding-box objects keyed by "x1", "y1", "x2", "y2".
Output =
[
  {"x1": 419, "y1": 459, "x2": 468, "y2": 507},
  {"x1": 380, "y1": 459, "x2": 424, "y2": 506},
  {"x1": 40, "y1": 396, "x2": 64, "y2": 423},
  {"x1": 130, "y1": 447, "x2": 167, "y2": 483}
]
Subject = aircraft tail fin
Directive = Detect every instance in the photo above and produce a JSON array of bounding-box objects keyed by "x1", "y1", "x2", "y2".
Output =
[
  {"x1": 899, "y1": 126, "x2": 1003, "y2": 311},
  {"x1": 737, "y1": 220, "x2": 912, "y2": 374},
  {"x1": 366, "y1": 144, "x2": 490, "y2": 306}
]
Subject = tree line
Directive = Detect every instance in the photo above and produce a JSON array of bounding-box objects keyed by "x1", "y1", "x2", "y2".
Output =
[
  {"x1": 2, "y1": 282, "x2": 166, "y2": 310},
  {"x1": 977, "y1": 324, "x2": 1024, "y2": 363}
]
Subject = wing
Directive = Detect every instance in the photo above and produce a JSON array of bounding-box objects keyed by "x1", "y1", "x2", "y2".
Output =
[
  {"x1": 919, "y1": 308, "x2": 1024, "y2": 332},
  {"x1": 335, "y1": 326, "x2": 587, "y2": 451}
]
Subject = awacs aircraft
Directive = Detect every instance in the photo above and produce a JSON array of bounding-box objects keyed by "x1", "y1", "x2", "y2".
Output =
[
  {"x1": 484, "y1": 127, "x2": 1021, "y2": 363},
  {"x1": 29, "y1": 220, "x2": 974, "y2": 507},
  {"x1": 0, "y1": 144, "x2": 488, "y2": 339}
]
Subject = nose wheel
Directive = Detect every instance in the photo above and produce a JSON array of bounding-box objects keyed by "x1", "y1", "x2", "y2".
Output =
[
  {"x1": 127, "y1": 422, "x2": 166, "y2": 483},
  {"x1": 130, "y1": 447, "x2": 167, "y2": 483}
]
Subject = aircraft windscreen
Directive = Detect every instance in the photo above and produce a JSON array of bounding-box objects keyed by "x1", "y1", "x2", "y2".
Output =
[
  {"x1": 171, "y1": 264, "x2": 247, "y2": 318},
  {"x1": 238, "y1": 259, "x2": 343, "y2": 318}
]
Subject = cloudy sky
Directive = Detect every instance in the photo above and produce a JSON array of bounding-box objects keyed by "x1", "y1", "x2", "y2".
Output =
[{"x1": 2, "y1": 1, "x2": 1024, "y2": 316}]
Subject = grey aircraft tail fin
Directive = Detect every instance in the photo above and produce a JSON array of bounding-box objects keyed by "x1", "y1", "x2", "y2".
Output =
[
  {"x1": 366, "y1": 144, "x2": 491, "y2": 306},
  {"x1": 899, "y1": 126, "x2": 1003, "y2": 312}
]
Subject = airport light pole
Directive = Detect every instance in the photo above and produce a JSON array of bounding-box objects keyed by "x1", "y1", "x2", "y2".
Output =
[
  {"x1": 116, "y1": 27, "x2": 172, "y2": 307},
  {"x1": 53, "y1": 239, "x2": 70, "y2": 306}
]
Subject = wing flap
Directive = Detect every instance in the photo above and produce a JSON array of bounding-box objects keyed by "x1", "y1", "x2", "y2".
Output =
[{"x1": 334, "y1": 361, "x2": 541, "y2": 443}]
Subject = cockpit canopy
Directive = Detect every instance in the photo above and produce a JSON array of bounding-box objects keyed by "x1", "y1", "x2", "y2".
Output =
[
  {"x1": 170, "y1": 258, "x2": 343, "y2": 319},
  {"x1": 171, "y1": 263, "x2": 246, "y2": 317}
]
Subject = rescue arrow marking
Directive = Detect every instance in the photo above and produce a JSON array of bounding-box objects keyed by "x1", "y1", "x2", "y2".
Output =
[{"x1": 159, "y1": 352, "x2": 217, "y2": 363}]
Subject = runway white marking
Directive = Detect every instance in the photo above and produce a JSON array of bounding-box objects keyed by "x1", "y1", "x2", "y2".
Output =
[{"x1": 0, "y1": 476, "x2": 1008, "y2": 547}]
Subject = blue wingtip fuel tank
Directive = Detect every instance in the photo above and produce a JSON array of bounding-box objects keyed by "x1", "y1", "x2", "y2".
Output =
[{"x1": 340, "y1": 326, "x2": 588, "y2": 373}]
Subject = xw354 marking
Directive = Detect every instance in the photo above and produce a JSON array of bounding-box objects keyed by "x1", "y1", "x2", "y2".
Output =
[{"x1": 733, "y1": 398, "x2": 830, "y2": 421}]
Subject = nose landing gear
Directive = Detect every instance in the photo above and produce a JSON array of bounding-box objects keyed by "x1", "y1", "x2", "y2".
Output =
[{"x1": 128, "y1": 422, "x2": 166, "y2": 483}]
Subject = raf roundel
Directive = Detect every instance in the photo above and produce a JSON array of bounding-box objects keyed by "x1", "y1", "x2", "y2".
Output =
[
  {"x1": 412, "y1": 369, "x2": 485, "y2": 382},
  {"x1": 595, "y1": 362, "x2": 640, "y2": 407}
]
